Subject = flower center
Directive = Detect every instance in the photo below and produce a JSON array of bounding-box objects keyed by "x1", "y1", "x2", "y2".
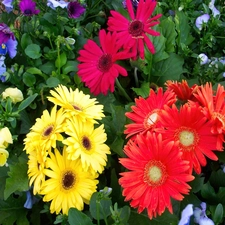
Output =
[
  {"x1": 144, "y1": 110, "x2": 160, "y2": 129},
  {"x1": 144, "y1": 160, "x2": 167, "y2": 187},
  {"x1": 62, "y1": 171, "x2": 76, "y2": 190},
  {"x1": 212, "y1": 112, "x2": 225, "y2": 130},
  {"x1": 128, "y1": 20, "x2": 144, "y2": 38},
  {"x1": 42, "y1": 124, "x2": 54, "y2": 138},
  {"x1": 175, "y1": 126, "x2": 199, "y2": 151},
  {"x1": 82, "y1": 136, "x2": 91, "y2": 150},
  {"x1": 24, "y1": 9, "x2": 32, "y2": 15},
  {"x1": 98, "y1": 54, "x2": 113, "y2": 72},
  {"x1": 72, "y1": 103, "x2": 82, "y2": 111}
]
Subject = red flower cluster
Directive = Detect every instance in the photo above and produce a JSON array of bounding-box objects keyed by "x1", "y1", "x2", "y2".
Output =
[
  {"x1": 77, "y1": 0, "x2": 161, "y2": 95},
  {"x1": 120, "y1": 81, "x2": 224, "y2": 219}
]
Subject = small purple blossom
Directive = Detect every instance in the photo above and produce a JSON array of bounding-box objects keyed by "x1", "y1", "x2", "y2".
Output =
[
  {"x1": 67, "y1": 1, "x2": 86, "y2": 19},
  {"x1": 2, "y1": 0, "x2": 13, "y2": 13},
  {"x1": 195, "y1": 14, "x2": 210, "y2": 30},
  {"x1": 178, "y1": 204, "x2": 193, "y2": 225},
  {"x1": 19, "y1": 0, "x2": 40, "y2": 16},
  {"x1": 0, "y1": 23, "x2": 15, "y2": 45},
  {"x1": 24, "y1": 190, "x2": 38, "y2": 209},
  {"x1": 47, "y1": 0, "x2": 68, "y2": 10},
  {"x1": 0, "y1": 56, "x2": 6, "y2": 82},
  {"x1": 198, "y1": 53, "x2": 209, "y2": 65},
  {"x1": 209, "y1": 0, "x2": 220, "y2": 17}
]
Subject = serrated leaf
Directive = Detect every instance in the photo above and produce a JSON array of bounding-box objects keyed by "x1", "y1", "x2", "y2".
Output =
[
  {"x1": 25, "y1": 44, "x2": 42, "y2": 59},
  {"x1": 132, "y1": 82, "x2": 150, "y2": 98},
  {"x1": 68, "y1": 208, "x2": 94, "y2": 225},
  {"x1": 18, "y1": 93, "x2": 38, "y2": 112},
  {"x1": 4, "y1": 157, "x2": 29, "y2": 200}
]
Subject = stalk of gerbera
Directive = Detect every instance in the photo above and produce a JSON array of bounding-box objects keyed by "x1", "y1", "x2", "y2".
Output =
[
  {"x1": 62, "y1": 116, "x2": 110, "y2": 174},
  {"x1": 47, "y1": 85, "x2": 105, "y2": 123},
  {"x1": 107, "y1": 0, "x2": 162, "y2": 59},
  {"x1": 19, "y1": 0, "x2": 40, "y2": 16},
  {"x1": 77, "y1": 29, "x2": 134, "y2": 95},
  {"x1": 23, "y1": 105, "x2": 65, "y2": 154},
  {"x1": 41, "y1": 147, "x2": 99, "y2": 215},
  {"x1": 119, "y1": 132, "x2": 194, "y2": 219},
  {"x1": 157, "y1": 103, "x2": 223, "y2": 174},
  {"x1": 124, "y1": 87, "x2": 176, "y2": 139}
]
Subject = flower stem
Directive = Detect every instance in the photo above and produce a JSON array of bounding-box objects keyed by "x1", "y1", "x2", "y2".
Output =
[
  {"x1": 134, "y1": 67, "x2": 139, "y2": 87},
  {"x1": 115, "y1": 78, "x2": 132, "y2": 102}
]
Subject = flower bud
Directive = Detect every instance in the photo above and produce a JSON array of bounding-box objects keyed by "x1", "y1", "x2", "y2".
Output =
[{"x1": 2, "y1": 87, "x2": 24, "y2": 103}]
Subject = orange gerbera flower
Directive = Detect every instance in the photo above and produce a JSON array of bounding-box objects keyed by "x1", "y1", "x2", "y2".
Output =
[
  {"x1": 119, "y1": 132, "x2": 194, "y2": 219},
  {"x1": 124, "y1": 87, "x2": 176, "y2": 138},
  {"x1": 158, "y1": 103, "x2": 222, "y2": 174},
  {"x1": 165, "y1": 80, "x2": 199, "y2": 102},
  {"x1": 193, "y1": 82, "x2": 225, "y2": 137}
]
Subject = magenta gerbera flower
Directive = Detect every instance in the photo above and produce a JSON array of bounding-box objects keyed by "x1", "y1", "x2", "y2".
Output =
[
  {"x1": 19, "y1": 0, "x2": 40, "y2": 16},
  {"x1": 107, "y1": 0, "x2": 162, "y2": 59},
  {"x1": 67, "y1": 1, "x2": 85, "y2": 19},
  {"x1": 0, "y1": 23, "x2": 15, "y2": 45}
]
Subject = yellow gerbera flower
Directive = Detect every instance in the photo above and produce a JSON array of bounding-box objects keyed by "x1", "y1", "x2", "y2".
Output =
[
  {"x1": 47, "y1": 85, "x2": 105, "y2": 123},
  {"x1": 41, "y1": 148, "x2": 98, "y2": 215},
  {"x1": 27, "y1": 146, "x2": 47, "y2": 195},
  {"x1": 63, "y1": 116, "x2": 110, "y2": 174},
  {"x1": 24, "y1": 105, "x2": 65, "y2": 154}
]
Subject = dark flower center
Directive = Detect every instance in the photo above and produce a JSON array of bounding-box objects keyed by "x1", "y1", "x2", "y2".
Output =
[
  {"x1": 98, "y1": 54, "x2": 113, "y2": 72},
  {"x1": 82, "y1": 136, "x2": 91, "y2": 150},
  {"x1": 42, "y1": 125, "x2": 54, "y2": 138},
  {"x1": 62, "y1": 171, "x2": 75, "y2": 190},
  {"x1": 24, "y1": 9, "x2": 32, "y2": 15},
  {"x1": 73, "y1": 104, "x2": 81, "y2": 111},
  {"x1": 128, "y1": 20, "x2": 144, "y2": 37}
]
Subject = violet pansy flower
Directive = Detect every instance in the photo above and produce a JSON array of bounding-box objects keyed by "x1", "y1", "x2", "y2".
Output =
[
  {"x1": 67, "y1": 1, "x2": 85, "y2": 19},
  {"x1": 178, "y1": 204, "x2": 193, "y2": 225},
  {"x1": 19, "y1": 0, "x2": 40, "y2": 16},
  {"x1": 0, "y1": 23, "x2": 15, "y2": 45},
  {"x1": 2, "y1": 0, "x2": 14, "y2": 13},
  {"x1": 195, "y1": 14, "x2": 210, "y2": 30},
  {"x1": 47, "y1": 0, "x2": 68, "y2": 10}
]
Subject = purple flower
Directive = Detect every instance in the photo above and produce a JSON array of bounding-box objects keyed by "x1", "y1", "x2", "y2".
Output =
[
  {"x1": 2, "y1": 0, "x2": 13, "y2": 12},
  {"x1": 195, "y1": 14, "x2": 210, "y2": 30},
  {"x1": 24, "y1": 190, "x2": 38, "y2": 209},
  {"x1": 5, "y1": 38, "x2": 18, "y2": 59},
  {"x1": 0, "y1": 23, "x2": 15, "y2": 45},
  {"x1": 19, "y1": 0, "x2": 40, "y2": 16},
  {"x1": 47, "y1": 0, "x2": 68, "y2": 10},
  {"x1": 194, "y1": 202, "x2": 214, "y2": 225},
  {"x1": 67, "y1": 1, "x2": 85, "y2": 19},
  {"x1": 0, "y1": 56, "x2": 6, "y2": 82},
  {"x1": 178, "y1": 204, "x2": 193, "y2": 225}
]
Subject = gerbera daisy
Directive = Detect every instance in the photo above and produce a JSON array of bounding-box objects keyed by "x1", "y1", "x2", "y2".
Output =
[
  {"x1": 124, "y1": 87, "x2": 176, "y2": 138},
  {"x1": 165, "y1": 80, "x2": 199, "y2": 102},
  {"x1": 107, "y1": 0, "x2": 161, "y2": 59},
  {"x1": 27, "y1": 146, "x2": 47, "y2": 195},
  {"x1": 77, "y1": 29, "x2": 133, "y2": 95},
  {"x1": 47, "y1": 85, "x2": 105, "y2": 123},
  {"x1": 63, "y1": 116, "x2": 110, "y2": 174},
  {"x1": 119, "y1": 132, "x2": 194, "y2": 219},
  {"x1": 67, "y1": 1, "x2": 85, "y2": 19},
  {"x1": 19, "y1": 0, "x2": 40, "y2": 16},
  {"x1": 24, "y1": 106, "x2": 65, "y2": 154},
  {"x1": 193, "y1": 82, "x2": 225, "y2": 136},
  {"x1": 41, "y1": 148, "x2": 98, "y2": 215},
  {"x1": 158, "y1": 103, "x2": 222, "y2": 174}
]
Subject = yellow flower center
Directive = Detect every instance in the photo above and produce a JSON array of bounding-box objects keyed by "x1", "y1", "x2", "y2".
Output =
[
  {"x1": 144, "y1": 160, "x2": 167, "y2": 187},
  {"x1": 42, "y1": 124, "x2": 54, "y2": 138},
  {"x1": 144, "y1": 110, "x2": 159, "y2": 129},
  {"x1": 62, "y1": 171, "x2": 76, "y2": 190},
  {"x1": 175, "y1": 126, "x2": 199, "y2": 151}
]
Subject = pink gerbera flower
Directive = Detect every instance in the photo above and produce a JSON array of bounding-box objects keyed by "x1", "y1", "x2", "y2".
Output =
[
  {"x1": 77, "y1": 29, "x2": 133, "y2": 95},
  {"x1": 19, "y1": 0, "x2": 40, "y2": 16},
  {"x1": 107, "y1": 0, "x2": 162, "y2": 59}
]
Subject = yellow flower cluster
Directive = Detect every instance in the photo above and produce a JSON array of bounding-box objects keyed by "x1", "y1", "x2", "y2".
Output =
[
  {"x1": 0, "y1": 127, "x2": 13, "y2": 166},
  {"x1": 23, "y1": 85, "x2": 110, "y2": 215}
]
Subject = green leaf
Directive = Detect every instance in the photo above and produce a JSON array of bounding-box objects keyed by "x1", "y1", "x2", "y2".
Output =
[
  {"x1": 46, "y1": 77, "x2": 60, "y2": 88},
  {"x1": 4, "y1": 157, "x2": 29, "y2": 200},
  {"x1": 189, "y1": 174, "x2": 205, "y2": 193},
  {"x1": 68, "y1": 208, "x2": 94, "y2": 225},
  {"x1": 21, "y1": 33, "x2": 32, "y2": 50},
  {"x1": 62, "y1": 61, "x2": 78, "y2": 74},
  {"x1": 90, "y1": 192, "x2": 112, "y2": 220},
  {"x1": 18, "y1": 93, "x2": 38, "y2": 112},
  {"x1": 26, "y1": 67, "x2": 43, "y2": 75},
  {"x1": 25, "y1": 44, "x2": 42, "y2": 59},
  {"x1": 22, "y1": 72, "x2": 36, "y2": 87},
  {"x1": 55, "y1": 52, "x2": 67, "y2": 69},
  {"x1": 39, "y1": 61, "x2": 55, "y2": 75},
  {"x1": 43, "y1": 12, "x2": 56, "y2": 24},
  {"x1": 213, "y1": 203, "x2": 223, "y2": 224},
  {"x1": 132, "y1": 82, "x2": 150, "y2": 98},
  {"x1": 201, "y1": 182, "x2": 217, "y2": 204}
]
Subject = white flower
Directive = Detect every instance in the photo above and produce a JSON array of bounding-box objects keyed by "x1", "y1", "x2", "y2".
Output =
[
  {"x1": 209, "y1": 0, "x2": 220, "y2": 17},
  {"x1": 47, "y1": 0, "x2": 68, "y2": 9},
  {"x1": 198, "y1": 53, "x2": 209, "y2": 65},
  {"x1": 195, "y1": 14, "x2": 210, "y2": 30},
  {"x1": 199, "y1": 218, "x2": 214, "y2": 225},
  {"x1": 2, "y1": 87, "x2": 24, "y2": 103},
  {"x1": 178, "y1": 204, "x2": 193, "y2": 225}
]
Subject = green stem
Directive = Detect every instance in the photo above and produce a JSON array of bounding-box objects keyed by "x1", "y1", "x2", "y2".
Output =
[
  {"x1": 134, "y1": 67, "x2": 139, "y2": 87},
  {"x1": 115, "y1": 78, "x2": 132, "y2": 102},
  {"x1": 147, "y1": 54, "x2": 152, "y2": 82},
  {"x1": 97, "y1": 201, "x2": 100, "y2": 225}
]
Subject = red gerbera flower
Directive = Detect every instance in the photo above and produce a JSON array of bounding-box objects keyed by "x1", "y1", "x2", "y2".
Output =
[
  {"x1": 158, "y1": 103, "x2": 222, "y2": 174},
  {"x1": 119, "y1": 132, "x2": 194, "y2": 219},
  {"x1": 77, "y1": 29, "x2": 133, "y2": 95},
  {"x1": 124, "y1": 87, "x2": 176, "y2": 138},
  {"x1": 193, "y1": 82, "x2": 225, "y2": 136},
  {"x1": 107, "y1": 0, "x2": 162, "y2": 59},
  {"x1": 165, "y1": 80, "x2": 199, "y2": 102}
]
